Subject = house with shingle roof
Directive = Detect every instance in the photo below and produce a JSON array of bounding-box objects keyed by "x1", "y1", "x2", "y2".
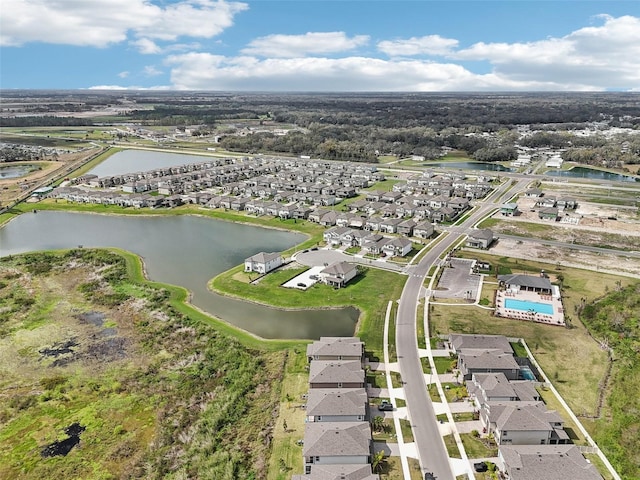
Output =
[
  {"x1": 458, "y1": 350, "x2": 521, "y2": 381},
  {"x1": 292, "y1": 464, "x2": 379, "y2": 480},
  {"x1": 309, "y1": 360, "x2": 365, "y2": 389},
  {"x1": 244, "y1": 252, "x2": 283, "y2": 274},
  {"x1": 449, "y1": 334, "x2": 514, "y2": 355},
  {"x1": 466, "y1": 228, "x2": 494, "y2": 249},
  {"x1": 468, "y1": 373, "x2": 541, "y2": 407},
  {"x1": 302, "y1": 422, "x2": 373, "y2": 470},
  {"x1": 499, "y1": 445, "x2": 602, "y2": 480},
  {"x1": 305, "y1": 388, "x2": 367, "y2": 422},
  {"x1": 306, "y1": 337, "x2": 364, "y2": 362},
  {"x1": 320, "y1": 261, "x2": 358, "y2": 288},
  {"x1": 498, "y1": 274, "x2": 553, "y2": 295},
  {"x1": 484, "y1": 402, "x2": 569, "y2": 445}
]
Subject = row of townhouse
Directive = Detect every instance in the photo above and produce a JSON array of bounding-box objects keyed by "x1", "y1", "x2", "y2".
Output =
[
  {"x1": 322, "y1": 227, "x2": 416, "y2": 257},
  {"x1": 451, "y1": 334, "x2": 602, "y2": 480},
  {"x1": 390, "y1": 171, "x2": 494, "y2": 200},
  {"x1": 293, "y1": 337, "x2": 380, "y2": 480},
  {"x1": 52, "y1": 187, "x2": 182, "y2": 208}
]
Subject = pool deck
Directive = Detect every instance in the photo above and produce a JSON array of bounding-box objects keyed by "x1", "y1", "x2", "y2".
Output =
[{"x1": 494, "y1": 289, "x2": 565, "y2": 326}]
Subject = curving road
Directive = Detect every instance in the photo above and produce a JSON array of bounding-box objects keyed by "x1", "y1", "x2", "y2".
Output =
[{"x1": 396, "y1": 179, "x2": 529, "y2": 479}]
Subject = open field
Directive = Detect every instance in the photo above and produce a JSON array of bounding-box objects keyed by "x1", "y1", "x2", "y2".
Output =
[{"x1": 0, "y1": 249, "x2": 292, "y2": 480}]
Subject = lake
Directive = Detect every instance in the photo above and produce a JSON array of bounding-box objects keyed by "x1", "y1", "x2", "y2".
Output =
[
  {"x1": 0, "y1": 211, "x2": 358, "y2": 339},
  {"x1": 88, "y1": 149, "x2": 217, "y2": 177},
  {"x1": 0, "y1": 164, "x2": 39, "y2": 179},
  {"x1": 545, "y1": 166, "x2": 639, "y2": 182}
]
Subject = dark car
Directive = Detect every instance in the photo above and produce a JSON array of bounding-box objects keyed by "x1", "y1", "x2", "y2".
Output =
[
  {"x1": 424, "y1": 473, "x2": 435, "y2": 480},
  {"x1": 474, "y1": 462, "x2": 488, "y2": 472},
  {"x1": 297, "y1": 282, "x2": 306, "y2": 288},
  {"x1": 378, "y1": 400, "x2": 393, "y2": 411}
]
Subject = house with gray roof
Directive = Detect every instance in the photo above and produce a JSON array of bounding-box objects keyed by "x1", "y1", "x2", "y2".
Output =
[
  {"x1": 498, "y1": 274, "x2": 553, "y2": 295},
  {"x1": 320, "y1": 261, "x2": 358, "y2": 288},
  {"x1": 413, "y1": 221, "x2": 434, "y2": 239},
  {"x1": 458, "y1": 350, "x2": 521, "y2": 381},
  {"x1": 466, "y1": 228, "x2": 494, "y2": 249},
  {"x1": 305, "y1": 388, "x2": 367, "y2": 422},
  {"x1": 449, "y1": 334, "x2": 514, "y2": 355},
  {"x1": 484, "y1": 402, "x2": 568, "y2": 445},
  {"x1": 468, "y1": 373, "x2": 541, "y2": 406},
  {"x1": 292, "y1": 464, "x2": 379, "y2": 480},
  {"x1": 499, "y1": 445, "x2": 602, "y2": 480},
  {"x1": 302, "y1": 422, "x2": 373, "y2": 471},
  {"x1": 244, "y1": 252, "x2": 283, "y2": 274},
  {"x1": 309, "y1": 360, "x2": 365, "y2": 389},
  {"x1": 306, "y1": 337, "x2": 364, "y2": 362}
]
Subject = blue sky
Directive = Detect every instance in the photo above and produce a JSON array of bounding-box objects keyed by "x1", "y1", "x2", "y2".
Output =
[{"x1": 1, "y1": 1, "x2": 639, "y2": 91}]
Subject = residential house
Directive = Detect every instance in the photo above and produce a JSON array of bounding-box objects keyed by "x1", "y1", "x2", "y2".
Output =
[
  {"x1": 320, "y1": 261, "x2": 358, "y2": 288},
  {"x1": 302, "y1": 422, "x2": 373, "y2": 471},
  {"x1": 305, "y1": 388, "x2": 368, "y2": 422},
  {"x1": 536, "y1": 196, "x2": 557, "y2": 208},
  {"x1": 458, "y1": 350, "x2": 521, "y2": 381},
  {"x1": 306, "y1": 336, "x2": 365, "y2": 362},
  {"x1": 381, "y1": 237, "x2": 413, "y2": 257},
  {"x1": 500, "y1": 203, "x2": 519, "y2": 216},
  {"x1": 308, "y1": 360, "x2": 365, "y2": 389},
  {"x1": 538, "y1": 206, "x2": 559, "y2": 221},
  {"x1": 524, "y1": 188, "x2": 543, "y2": 198},
  {"x1": 468, "y1": 373, "x2": 541, "y2": 406},
  {"x1": 557, "y1": 197, "x2": 577, "y2": 210},
  {"x1": 379, "y1": 217, "x2": 403, "y2": 234},
  {"x1": 413, "y1": 221, "x2": 434, "y2": 239},
  {"x1": 292, "y1": 464, "x2": 379, "y2": 480},
  {"x1": 397, "y1": 219, "x2": 416, "y2": 236},
  {"x1": 499, "y1": 445, "x2": 602, "y2": 480},
  {"x1": 323, "y1": 226, "x2": 352, "y2": 246},
  {"x1": 484, "y1": 403, "x2": 569, "y2": 445},
  {"x1": 244, "y1": 252, "x2": 284, "y2": 274},
  {"x1": 466, "y1": 229, "x2": 494, "y2": 249}
]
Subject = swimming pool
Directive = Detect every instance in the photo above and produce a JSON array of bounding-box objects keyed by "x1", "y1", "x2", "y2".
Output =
[
  {"x1": 504, "y1": 298, "x2": 553, "y2": 315},
  {"x1": 520, "y1": 366, "x2": 536, "y2": 380}
]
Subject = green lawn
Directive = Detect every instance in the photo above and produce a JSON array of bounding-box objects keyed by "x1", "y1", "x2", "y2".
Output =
[{"x1": 460, "y1": 433, "x2": 498, "y2": 458}]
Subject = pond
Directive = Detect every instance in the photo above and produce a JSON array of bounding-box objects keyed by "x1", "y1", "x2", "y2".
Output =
[
  {"x1": 545, "y1": 166, "x2": 639, "y2": 182},
  {"x1": 423, "y1": 161, "x2": 513, "y2": 172},
  {"x1": 88, "y1": 149, "x2": 218, "y2": 177},
  {"x1": 0, "y1": 211, "x2": 359, "y2": 339},
  {"x1": 0, "y1": 164, "x2": 39, "y2": 179}
]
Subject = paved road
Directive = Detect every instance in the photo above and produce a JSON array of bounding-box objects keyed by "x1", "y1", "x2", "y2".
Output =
[{"x1": 396, "y1": 179, "x2": 528, "y2": 479}]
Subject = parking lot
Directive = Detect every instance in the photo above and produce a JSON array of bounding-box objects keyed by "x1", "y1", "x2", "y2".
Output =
[
  {"x1": 282, "y1": 265, "x2": 324, "y2": 290},
  {"x1": 434, "y1": 258, "x2": 482, "y2": 300}
]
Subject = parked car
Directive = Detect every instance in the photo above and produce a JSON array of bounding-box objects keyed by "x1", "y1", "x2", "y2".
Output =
[
  {"x1": 378, "y1": 400, "x2": 393, "y2": 411},
  {"x1": 297, "y1": 282, "x2": 306, "y2": 287}
]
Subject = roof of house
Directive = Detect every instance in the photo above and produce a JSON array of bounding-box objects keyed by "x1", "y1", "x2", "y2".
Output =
[
  {"x1": 491, "y1": 403, "x2": 563, "y2": 432},
  {"x1": 498, "y1": 274, "x2": 553, "y2": 290},
  {"x1": 292, "y1": 464, "x2": 379, "y2": 480},
  {"x1": 306, "y1": 388, "x2": 367, "y2": 417},
  {"x1": 470, "y1": 372, "x2": 519, "y2": 399},
  {"x1": 306, "y1": 337, "x2": 364, "y2": 358},
  {"x1": 460, "y1": 350, "x2": 520, "y2": 371},
  {"x1": 500, "y1": 445, "x2": 602, "y2": 480},
  {"x1": 321, "y1": 261, "x2": 357, "y2": 277},
  {"x1": 245, "y1": 251, "x2": 282, "y2": 264},
  {"x1": 309, "y1": 360, "x2": 364, "y2": 385},
  {"x1": 469, "y1": 228, "x2": 494, "y2": 241},
  {"x1": 303, "y1": 422, "x2": 372, "y2": 457},
  {"x1": 449, "y1": 334, "x2": 513, "y2": 355}
]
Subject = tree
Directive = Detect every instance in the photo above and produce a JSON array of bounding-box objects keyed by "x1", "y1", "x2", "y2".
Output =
[
  {"x1": 372, "y1": 415, "x2": 385, "y2": 433},
  {"x1": 372, "y1": 450, "x2": 387, "y2": 473}
]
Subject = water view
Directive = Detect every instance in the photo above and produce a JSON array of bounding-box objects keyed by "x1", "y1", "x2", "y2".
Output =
[
  {"x1": 546, "y1": 166, "x2": 639, "y2": 182},
  {"x1": 0, "y1": 164, "x2": 39, "y2": 179},
  {"x1": 88, "y1": 149, "x2": 218, "y2": 177},
  {"x1": 424, "y1": 161, "x2": 513, "y2": 172},
  {"x1": 0, "y1": 211, "x2": 358, "y2": 339}
]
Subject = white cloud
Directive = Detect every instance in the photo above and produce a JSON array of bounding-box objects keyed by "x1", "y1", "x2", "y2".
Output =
[
  {"x1": 131, "y1": 38, "x2": 162, "y2": 55},
  {"x1": 1, "y1": 0, "x2": 247, "y2": 47},
  {"x1": 452, "y1": 14, "x2": 640, "y2": 89},
  {"x1": 118, "y1": 71, "x2": 130, "y2": 79},
  {"x1": 241, "y1": 32, "x2": 369, "y2": 57},
  {"x1": 144, "y1": 65, "x2": 162, "y2": 76},
  {"x1": 164, "y1": 53, "x2": 584, "y2": 92},
  {"x1": 377, "y1": 35, "x2": 459, "y2": 56}
]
